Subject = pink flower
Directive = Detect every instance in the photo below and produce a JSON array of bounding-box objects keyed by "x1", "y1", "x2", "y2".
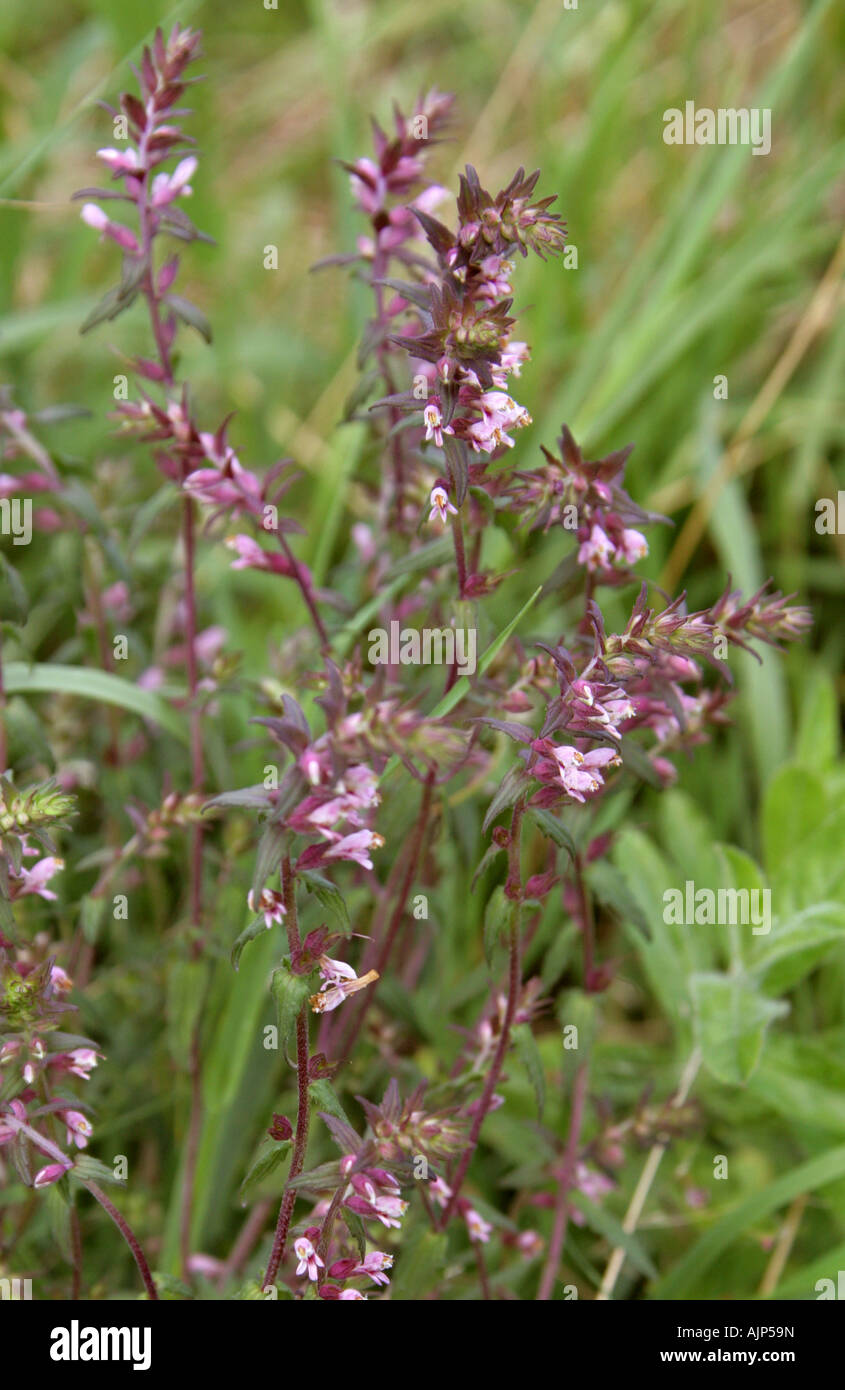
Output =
[
  {"x1": 63, "y1": 1048, "x2": 100, "y2": 1081},
  {"x1": 516, "y1": 1229, "x2": 544, "y2": 1258},
  {"x1": 423, "y1": 402, "x2": 444, "y2": 448},
  {"x1": 151, "y1": 157, "x2": 198, "y2": 207},
  {"x1": 62, "y1": 1110, "x2": 93, "y2": 1150},
  {"x1": 323, "y1": 829, "x2": 384, "y2": 870},
  {"x1": 310, "y1": 967, "x2": 379, "y2": 1015},
  {"x1": 620, "y1": 528, "x2": 648, "y2": 564},
  {"x1": 79, "y1": 203, "x2": 139, "y2": 254},
  {"x1": 34, "y1": 1160, "x2": 72, "y2": 1189},
  {"x1": 345, "y1": 1174, "x2": 408, "y2": 1229},
  {"x1": 95, "y1": 147, "x2": 141, "y2": 174},
  {"x1": 346, "y1": 1251, "x2": 393, "y2": 1287},
  {"x1": 549, "y1": 745, "x2": 621, "y2": 802},
  {"x1": 49, "y1": 966, "x2": 73, "y2": 995},
  {"x1": 578, "y1": 523, "x2": 615, "y2": 571},
  {"x1": 247, "y1": 888, "x2": 286, "y2": 929},
  {"x1": 0, "y1": 1099, "x2": 27, "y2": 1144},
  {"x1": 430, "y1": 1175, "x2": 453, "y2": 1208},
  {"x1": 17, "y1": 856, "x2": 63, "y2": 901},
  {"x1": 429, "y1": 485, "x2": 457, "y2": 525},
  {"x1": 294, "y1": 1236, "x2": 324, "y2": 1281},
  {"x1": 318, "y1": 955, "x2": 358, "y2": 988},
  {"x1": 464, "y1": 1206, "x2": 493, "y2": 1243}
]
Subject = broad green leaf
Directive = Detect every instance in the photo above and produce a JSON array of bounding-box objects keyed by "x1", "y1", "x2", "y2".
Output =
[
  {"x1": 689, "y1": 972, "x2": 788, "y2": 1085},
  {"x1": 270, "y1": 964, "x2": 311, "y2": 1050},
  {"x1": 3, "y1": 662, "x2": 187, "y2": 743}
]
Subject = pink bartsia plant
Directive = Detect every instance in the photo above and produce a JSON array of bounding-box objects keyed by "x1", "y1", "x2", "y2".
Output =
[
  {"x1": 64, "y1": 33, "x2": 813, "y2": 1301},
  {"x1": 0, "y1": 776, "x2": 158, "y2": 1298}
]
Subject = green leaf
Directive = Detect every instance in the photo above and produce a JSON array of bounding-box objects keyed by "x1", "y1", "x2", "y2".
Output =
[
  {"x1": 689, "y1": 972, "x2": 788, "y2": 1085},
  {"x1": 72, "y1": 1154, "x2": 126, "y2": 1187},
  {"x1": 513, "y1": 1022, "x2": 545, "y2": 1119},
  {"x1": 165, "y1": 293, "x2": 213, "y2": 343},
  {"x1": 482, "y1": 764, "x2": 529, "y2": 834},
  {"x1": 794, "y1": 669, "x2": 839, "y2": 769},
  {"x1": 762, "y1": 765, "x2": 827, "y2": 875},
  {"x1": 250, "y1": 822, "x2": 288, "y2": 902},
  {"x1": 752, "y1": 903, "x2": 845, "y2": 994},
  {"x1": 230, "y1": 915, "x2": 270, "y2": 971},
  {"x1": 309, "y1": 1078, "x2": 352, "y2": 1125},
  {"x1": 653, "y1": 1145, "x2": 845, "y2": 1300},
  {"x1": 239, "y1": 1138, "x2": 291, "y2": 1203},
  {"x1": 300, "y1": 870, "x2": 351, "y2": 932},
  {"x1": 3, "y1": 662, "x2": 187, "y2": 743},
  {"x1": 528, "y1": 807, "x2": 576, "y2": 860},
  {"x1": 587, "y1": 860, "x2": 651, "y2": 941},
  {"x1": 270, "y1": 964, "x2": 311, "y2": 1050}
]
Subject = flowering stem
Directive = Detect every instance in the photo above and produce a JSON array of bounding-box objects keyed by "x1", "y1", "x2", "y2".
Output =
[
  {"x1": 536, "y1": 1061, "x2": 589, "y2": 1301},
  {"x1": 276, "y1": 529, "x2": 330, "y2": 652},
  {"x1": 440, "y1": 799, "x2": 525, "y2": 1228},
  {"x1": 84, "y1": 1180, "x2": 158, "y2": 1300},
  {"x1": 263, "y1": 856, "x2": 311, "y2": 1291},
  {"x1": 451, "y1": 511, "x2": 468, "y2": 598}
]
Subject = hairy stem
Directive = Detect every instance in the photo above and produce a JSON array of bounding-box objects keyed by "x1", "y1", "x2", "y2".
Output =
[{"x1": 84, "y1": 1181, "x2": 158, "y2": 1300}]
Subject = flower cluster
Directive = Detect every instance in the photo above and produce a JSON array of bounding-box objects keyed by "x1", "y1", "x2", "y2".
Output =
[
  {"x1": 395, "y1": 166, "x2": 567, "y2": 512},
  {"x1": 0, "y1": 786, "x2": 103, "y2": 1192}
]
